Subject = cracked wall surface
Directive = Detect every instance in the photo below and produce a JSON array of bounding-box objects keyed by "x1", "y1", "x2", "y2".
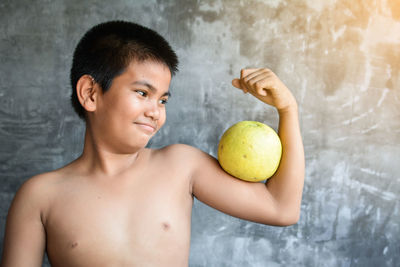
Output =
[{"x1": 1, "y1": 0, "x2": 399, "y2": 266}]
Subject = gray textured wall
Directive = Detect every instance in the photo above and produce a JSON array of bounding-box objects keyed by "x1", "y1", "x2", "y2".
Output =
[{"x1": 1, "y1": 0, "x2": 399, "y2": 266}]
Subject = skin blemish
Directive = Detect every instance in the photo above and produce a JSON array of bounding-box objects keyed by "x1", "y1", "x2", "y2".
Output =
[
  {"x1": 71, "y1": 242, "x2": 78, "y2": 248},
  {"x1": 162, "y1": 222, "x2": 170, "y2": 231}
]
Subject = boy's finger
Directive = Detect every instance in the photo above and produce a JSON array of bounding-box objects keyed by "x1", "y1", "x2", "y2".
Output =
[
  {"x1": 240, "y1": 78, "x2": 251, "y2": 93},
  {"x1": 241, "y1": 68, "x2": 259, "y2": 79},
  {"x1": 246, "y1": 73, "x2": 272, "y2": 96},
  {"x1": 231, "y1": 79, "x2": 242, "y2": 89}
]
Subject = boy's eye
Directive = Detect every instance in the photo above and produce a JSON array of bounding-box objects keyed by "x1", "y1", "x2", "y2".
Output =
[
  {"x1": 136, "y1": 90, "x2": 147, "y2": 96},
  {"x1": 159, "y1": 99, "x2": 168, "y2": 105}
]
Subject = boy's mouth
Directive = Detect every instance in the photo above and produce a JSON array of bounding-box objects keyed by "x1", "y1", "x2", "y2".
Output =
[{"x1": 134, "y1": 122, "x2": 156, "y2": 133}]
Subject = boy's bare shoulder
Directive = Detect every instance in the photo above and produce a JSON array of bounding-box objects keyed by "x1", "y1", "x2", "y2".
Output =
[
  {"x1": 13, "y1": 168, "x2": 67, "y2": 217},
  {"x1": 157, "y1": 143, "x2": 195, "y2": 153},
  {"x1": 20, "y1": 168, "x2": 66, "y2": 192},
  {"x1": 155, "y1": 143, "x2": 210, "y2": 161},
  {"x1": 153, "y1": 144, "x2": 216, "y2": 178}
]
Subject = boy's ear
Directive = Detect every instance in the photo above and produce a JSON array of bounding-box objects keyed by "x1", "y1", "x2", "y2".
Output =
[{"x1": 76, "y1": 75, "x2": 98, "y2": 113}]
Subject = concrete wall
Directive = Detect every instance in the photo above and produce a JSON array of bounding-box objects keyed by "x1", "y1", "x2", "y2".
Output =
[{"x1": 1, "y1": 0, "x2": 399, "y2": 266}]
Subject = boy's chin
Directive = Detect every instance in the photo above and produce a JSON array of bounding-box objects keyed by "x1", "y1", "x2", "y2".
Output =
[
  {"x1": 133, "y1": 135, "x2": 156, "y2": 150},
  {"x1": 123, "y1": 130, "x2": 159, "y2": 151}
]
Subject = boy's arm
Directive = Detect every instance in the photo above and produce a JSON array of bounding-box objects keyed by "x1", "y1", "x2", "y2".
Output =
[
  {"x1": 190, "y1": 68, "x2": 304, "y2": 226},
  {"x1": 1, "y1": 176, "x2": 46, "y2": 267}
]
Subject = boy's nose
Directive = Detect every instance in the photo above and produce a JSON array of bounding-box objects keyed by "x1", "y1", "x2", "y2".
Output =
[{"x1": 144, "y1": 100, "x2": 160, "y2": 120}]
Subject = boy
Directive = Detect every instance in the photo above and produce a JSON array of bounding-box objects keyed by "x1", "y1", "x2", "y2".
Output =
[{"x1": 1, "y1": 21, "x2": 304, "y2": 266}]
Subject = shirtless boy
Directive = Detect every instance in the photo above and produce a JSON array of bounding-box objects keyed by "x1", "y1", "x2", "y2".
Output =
[{"x1": 1, "y1": 21, "x2": 304, "y2": 266}]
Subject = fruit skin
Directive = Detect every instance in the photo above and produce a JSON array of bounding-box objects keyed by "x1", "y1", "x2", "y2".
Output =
[{"x1": 217, "y1": 121, "x2": 282, "y2": 182}]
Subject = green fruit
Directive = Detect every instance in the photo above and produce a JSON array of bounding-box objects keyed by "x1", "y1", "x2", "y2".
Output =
[{"x1": 218, "y1": 121, "x2": 282, "y2": 182}]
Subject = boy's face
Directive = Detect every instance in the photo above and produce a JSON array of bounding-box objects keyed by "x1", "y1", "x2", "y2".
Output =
[{"x1": 90, "y1": 60, "x2": 172, "y2": 153}]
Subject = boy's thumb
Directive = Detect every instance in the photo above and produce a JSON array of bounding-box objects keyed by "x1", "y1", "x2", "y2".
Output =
[{"x1": 232, "y1": 79, "x2": 241, "y2": 89}]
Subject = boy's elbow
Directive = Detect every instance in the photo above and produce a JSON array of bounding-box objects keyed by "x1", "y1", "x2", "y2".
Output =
[
  {"x1": 261, "y1": 210, "x2": 300, "y2": 227},
  {"x1": 280, "y1": 212, "x2": 300, "y2": 226}
]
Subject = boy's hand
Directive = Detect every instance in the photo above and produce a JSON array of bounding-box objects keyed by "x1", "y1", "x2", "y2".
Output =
[{"x1": 232, "y1": 68, "x2": 297, "y2": 113}]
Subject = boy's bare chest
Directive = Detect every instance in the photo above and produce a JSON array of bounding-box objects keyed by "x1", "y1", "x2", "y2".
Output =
[{"x1": 44, "y1": 171, "x2": 193, "y2": 266}]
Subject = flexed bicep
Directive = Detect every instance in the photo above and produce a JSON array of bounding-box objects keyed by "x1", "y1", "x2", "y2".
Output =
[{"x1": 190, "y1": 148, "x2": 289, "y2": 226}]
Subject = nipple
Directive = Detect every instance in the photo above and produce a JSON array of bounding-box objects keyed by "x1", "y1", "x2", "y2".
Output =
[{"x1": 162, "y1": 222, "x2": 170, "y2": 231}]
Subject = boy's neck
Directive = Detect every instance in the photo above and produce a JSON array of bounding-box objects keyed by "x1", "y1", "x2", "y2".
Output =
[{"x1": 77, "y1": 127, "x2": 144, "y2": 178}]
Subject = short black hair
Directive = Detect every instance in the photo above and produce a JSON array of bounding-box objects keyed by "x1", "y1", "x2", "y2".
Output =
[{"x1": 70, "y1": 20, "x2": 179, "y2": 119}]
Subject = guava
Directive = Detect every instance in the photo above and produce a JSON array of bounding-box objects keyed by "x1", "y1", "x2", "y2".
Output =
[{"x1": 218, "y1": 121, "x2": 282, "y2": 182}]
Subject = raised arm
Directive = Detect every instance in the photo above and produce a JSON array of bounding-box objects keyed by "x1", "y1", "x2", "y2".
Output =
[
  {"x1": 191, "y1": 68, "x2": 304, "y2": 226},
  {"x1": 1, "y1": 176, "x2": 47, "y2": 267},
  {"x1": 265, "y1": 102, "x2": 304, "y2": 223}
]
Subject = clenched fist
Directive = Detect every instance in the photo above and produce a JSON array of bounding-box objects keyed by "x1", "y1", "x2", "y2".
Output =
[{"x1": 232, "y1": 68, "x2": 297, "y2": 113}]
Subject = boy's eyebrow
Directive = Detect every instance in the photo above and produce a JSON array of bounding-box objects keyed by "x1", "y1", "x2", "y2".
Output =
[{"x1": 132, "y1": 80, "x2": 171, "y2": 97}]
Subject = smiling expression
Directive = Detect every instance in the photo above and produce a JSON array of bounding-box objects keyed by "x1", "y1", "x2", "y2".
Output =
[{"x1": 90, "y1": 60, "x2": 172, "y2": 153}]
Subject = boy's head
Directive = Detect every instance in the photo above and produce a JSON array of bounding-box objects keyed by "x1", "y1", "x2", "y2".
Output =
[{"x1": 70, "y1": 20, "x2": 179, "y2": 119}]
